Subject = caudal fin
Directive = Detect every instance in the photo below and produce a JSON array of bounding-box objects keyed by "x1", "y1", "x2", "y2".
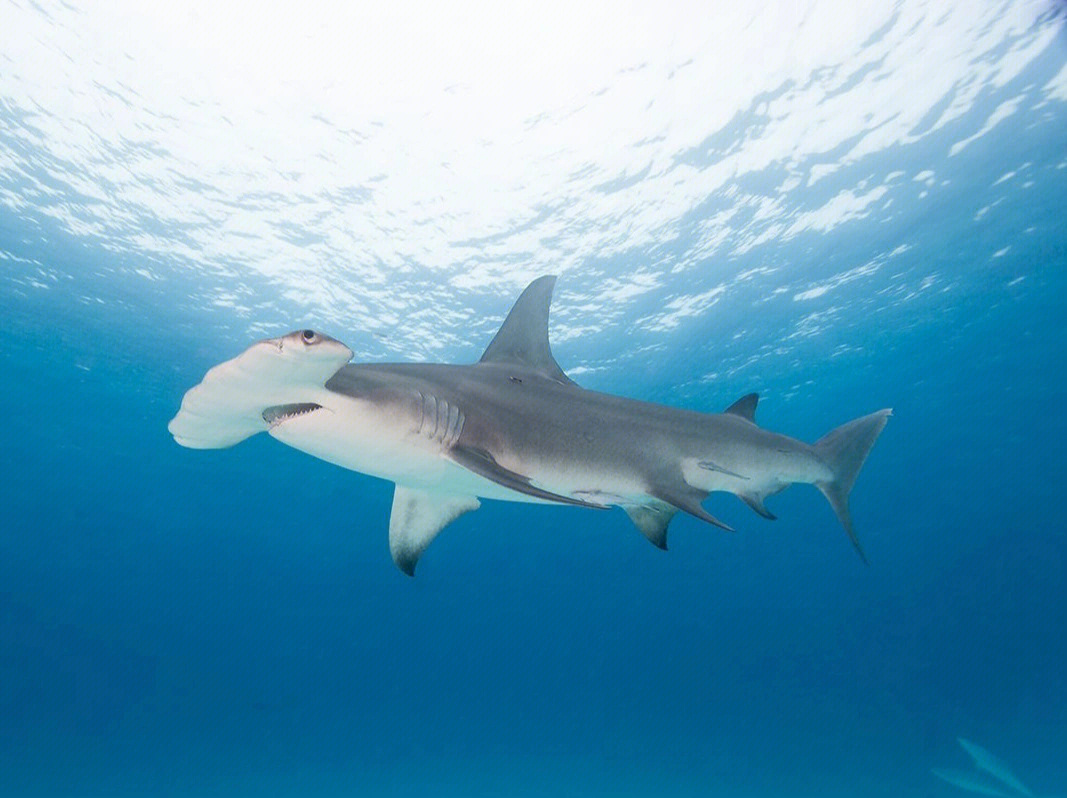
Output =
[{"x1": 813, "y1": 409, "x2": 892, "y2": 564}]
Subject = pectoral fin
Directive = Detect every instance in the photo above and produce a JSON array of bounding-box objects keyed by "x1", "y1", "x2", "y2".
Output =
[
  {"x1": 448, "y1": 444, "x2": 609, "y2": 509},
  {"x1": 624, "y1": 502, "x2": 678, "y2": 550},
  {"x1": 389, "y1": 485, "x2": 480, "y2": 576}
]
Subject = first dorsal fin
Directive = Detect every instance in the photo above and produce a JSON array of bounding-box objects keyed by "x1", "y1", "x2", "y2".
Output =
[
  {"x1": 724, "y1": 393, "x2": 758, "y2": 422},
  {"x1": 479, "y1": 275, "x2": 574, "y2": 384}
]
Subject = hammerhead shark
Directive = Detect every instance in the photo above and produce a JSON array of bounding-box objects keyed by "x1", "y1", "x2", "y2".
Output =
[{"x1": 169, "y1": 276, "x2": 890, "y2": 575}]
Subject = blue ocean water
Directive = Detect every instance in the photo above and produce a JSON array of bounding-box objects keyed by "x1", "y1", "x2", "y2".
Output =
[{"x1": 2, "y1": 2, "x2": 1066, "y2": 796}]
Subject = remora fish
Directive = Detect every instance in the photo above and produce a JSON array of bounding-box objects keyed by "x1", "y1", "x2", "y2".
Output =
[
  {"x1": 957, "y1": 738, "x2": 1034, "y2": 797},
  {"x1": 933, "y1": 738, "x2": 1039, "y2": 797},
  {"x1": 932, "y1": 769, "x2": 1015, "y2": 798},
  {"x1": 169, "y1": 276, "x2": 890, "y2": 575}
]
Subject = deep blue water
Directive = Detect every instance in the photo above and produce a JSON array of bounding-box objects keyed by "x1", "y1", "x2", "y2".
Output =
[{"x1": 2, "y1": 3, "x2": 1067, "y2": 796}]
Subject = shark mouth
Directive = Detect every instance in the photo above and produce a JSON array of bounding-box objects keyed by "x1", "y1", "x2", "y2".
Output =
[{"x1": 262, "y1": 402, "x2": 323, "y2": 428}]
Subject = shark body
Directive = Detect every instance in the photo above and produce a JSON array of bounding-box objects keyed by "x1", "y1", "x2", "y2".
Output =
[{"x1": 169, "y1": 276, "x2": 890, "y2": 575}]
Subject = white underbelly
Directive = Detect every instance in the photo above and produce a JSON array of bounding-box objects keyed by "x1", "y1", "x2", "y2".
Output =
[
  {"x1": 266, "y1": 403, "x2": 555, "y2": 503},
  {"x1": 265, "y1": 391, "x2": 653, "y2": 507}
]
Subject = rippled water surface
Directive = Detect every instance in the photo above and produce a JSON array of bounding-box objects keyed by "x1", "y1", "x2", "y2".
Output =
[{"x1": 2, "y1": 2, "x2": 1066, "y2": 796}]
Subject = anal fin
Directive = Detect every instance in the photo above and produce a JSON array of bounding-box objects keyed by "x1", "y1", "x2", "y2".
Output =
[
  {"x1": 389, "y1": 485, "x2": 480, "y2": 576},
  {"x1": 449, "y1": 444, "x2": 609, "y2": 509},
  {"x1": 624, "y1": 501, "x2": 677, "y2": 550}
]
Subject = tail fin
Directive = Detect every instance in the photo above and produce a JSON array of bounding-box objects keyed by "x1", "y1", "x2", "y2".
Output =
[{"x1": 813, "y1": 409, "x2": 892, "y2": 564}]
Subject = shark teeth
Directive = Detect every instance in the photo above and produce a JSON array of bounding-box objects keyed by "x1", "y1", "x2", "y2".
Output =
[{"x1": 262, "y1": 402, "x2": 323, "y2": 428}]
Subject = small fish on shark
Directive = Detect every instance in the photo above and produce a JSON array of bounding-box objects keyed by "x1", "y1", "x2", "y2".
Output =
[{"x1": 169, "y1": 276, "x2": 891, "y2": 575}]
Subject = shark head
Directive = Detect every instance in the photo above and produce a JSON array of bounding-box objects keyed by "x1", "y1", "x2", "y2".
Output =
[
  {"x1": 168, "y1": 329, "x2": 352, "y2": 449},
  {"x1": 253, "y1": 329, "x2": 354, "y2": 385}
]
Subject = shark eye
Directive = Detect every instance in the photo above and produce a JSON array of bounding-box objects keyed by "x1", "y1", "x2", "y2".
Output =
[{"x1": 301, "y1": 329, "x2": 317, "y2": 343}]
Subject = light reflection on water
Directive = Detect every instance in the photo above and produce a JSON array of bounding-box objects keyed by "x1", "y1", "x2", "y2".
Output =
[{"x1": 0, "y1": 1, "x2": 1065, "y2": 387}]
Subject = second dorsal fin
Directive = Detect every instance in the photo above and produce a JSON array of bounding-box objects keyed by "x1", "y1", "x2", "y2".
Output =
[
  {"x1": 724, "y1": 393, "x2": 758, "y2": 422},
  {"x1": 479, "y1": 275, "x2": 573, "y2": 384}
]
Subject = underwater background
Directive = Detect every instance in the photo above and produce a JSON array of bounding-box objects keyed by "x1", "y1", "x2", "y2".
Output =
[{"x1": 2, "y1": 1, "x2": 1066, "y2": 796}]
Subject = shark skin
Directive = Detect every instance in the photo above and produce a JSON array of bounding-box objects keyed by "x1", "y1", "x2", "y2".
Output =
[{"x1": 169, "y1": 276, "x2": 891, "y2": 575}]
